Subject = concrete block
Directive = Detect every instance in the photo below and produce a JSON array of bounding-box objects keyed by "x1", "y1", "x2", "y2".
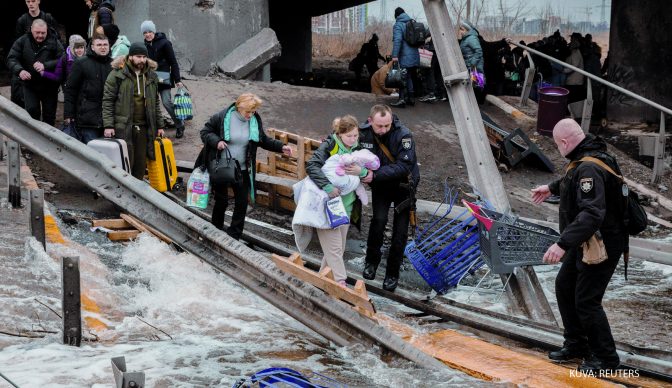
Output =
[{"x1": 217, "y1": 28, "x2": 281, "y2": 80}]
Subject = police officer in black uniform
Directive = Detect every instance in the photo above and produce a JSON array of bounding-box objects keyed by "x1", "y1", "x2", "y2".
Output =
[
  {"x1": 531, "y1": 119, "x2": 626, "y2": 373},
  {"x1": 359, "y1": 104, "x2": 420, "y2": 292}
]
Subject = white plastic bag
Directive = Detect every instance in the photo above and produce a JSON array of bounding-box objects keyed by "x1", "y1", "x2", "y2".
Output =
[{"x1": 187, "y1": 168, "x2": 210, "y2": 209}]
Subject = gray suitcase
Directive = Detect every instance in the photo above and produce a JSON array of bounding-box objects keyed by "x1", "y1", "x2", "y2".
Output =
[{"x1": 87, "y1": 138, "x2": 131, "y2": 173}]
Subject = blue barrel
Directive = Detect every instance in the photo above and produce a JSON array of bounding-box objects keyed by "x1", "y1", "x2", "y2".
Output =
[{"x1": 537, "y1": 87, "x2": 569, "y2": 137}]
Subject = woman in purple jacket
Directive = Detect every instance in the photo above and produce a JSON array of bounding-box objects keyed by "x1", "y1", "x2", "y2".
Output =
[{"x1": 41, "y1": 34, "x2": 86, "y2": 85}]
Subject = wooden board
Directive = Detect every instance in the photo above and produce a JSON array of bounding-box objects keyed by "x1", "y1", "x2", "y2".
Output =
[
  {"x1": 92, "y1": 219, "x2": 132, "y2": 229},
  {"x1": 271, "y1": 253, "x2": 376, "y2": 319},
  {"x1": 107, "y1": 230, "x2": 140, "y2": 241},
  {"x1": 120, "y1": 214, "x2": 174, "y2": 244}
]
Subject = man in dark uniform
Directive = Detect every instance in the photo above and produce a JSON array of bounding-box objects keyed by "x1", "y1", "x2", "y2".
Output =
[
  {"x1": 359, "y1": 104, "x2": 420, "y2": 292},
  {"x1": 531, "y1": 118, "x2": 626, "y2": 373}
]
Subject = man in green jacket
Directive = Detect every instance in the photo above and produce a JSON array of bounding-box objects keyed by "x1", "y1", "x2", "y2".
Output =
[{"x1": 102, "y1": 42, "x2": 164, "y2": 179}]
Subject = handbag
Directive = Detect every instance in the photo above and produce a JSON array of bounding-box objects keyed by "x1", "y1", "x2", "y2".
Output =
[
  {"x1": 208, "y1": 148, "x2": 242, "y2": 186},
  {"x1": 581, "y1": 233, "x2": 608, "y2": 264},
  {"x1": 384, "y1": 61, "x2": 406, "y2": 89},
  {"x1": 174, "y1": 87, "x2": 194, "y2": 121},
  {"x1": 418, "y1": 48, "x2": 433, "y2": 68},
  {"x1": 155, "y1": 71, "x2": 172, "y2": 86}
]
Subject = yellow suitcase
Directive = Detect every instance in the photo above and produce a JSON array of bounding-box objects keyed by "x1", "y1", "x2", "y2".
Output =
[{"x1": 147, "y1": 137, "x2": 178, "y2": 192}]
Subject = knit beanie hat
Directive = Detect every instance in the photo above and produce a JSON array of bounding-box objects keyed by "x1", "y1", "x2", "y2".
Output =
[
  {"x1": 69, "y1": 34, "x2": 86, "y2": 50},
  {"x1": 140, "y1": 20, "x2": 156, "y2": 34},
  {"x1": 128, "y1": 42, "x2": 148, "y2": 56},
  {"x1": 394, "y1": 7, "x2": 405, "y2": 18},
  {"x1": 101, "y1": 24, "x2": 120, "y2": 43},
  {"x1": 460, "y1": 21, "x2": 473, "y2": 31}
]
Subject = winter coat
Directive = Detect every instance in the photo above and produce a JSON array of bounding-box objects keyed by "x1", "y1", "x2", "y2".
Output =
[
  {"x1": 40, "y1": 46, "x2": 77, "y2": 84},
  {"x1": 111, "y1": 35, "x2": 130, "y2": 58},
  {"x1": 144, "y1": 32, "x2": 180, "y2": 89},
  {"x1": 197, "y1": 103, "x2": 284, "y2": 201},
  {"x1": 102, "y1": 56, "x2": 165, "y2": 160},
  {"x1": 87, "y1": 1, "x2": 115, "y2": 38},
  {"x1": 6, "y1": 32, "x2": 64, "y2": 90},
  {"x1": 64, "y1": 49, "x2": 113, "y2": 128},
  {"x1": 392, "y1": 13, "x2": 420, "y2": 68},
  {"x1": 15, "y1": 11, "x2": 58, "y2": 39},
  {"x1": 358, "y1": 114, "x2": 420, "y2": 190},
  {"x1": 305, "y1": 134, "x2": 363, "y2": 227},
  {"x1": 548, "y1": 134, "x2": 627, "y2": 252},
  {"x1": 459, "y1": 28, "x2": 484, "y2": 73},
  {"x1": 371, "y1": 61, "x2": 396, "y2": 95}
]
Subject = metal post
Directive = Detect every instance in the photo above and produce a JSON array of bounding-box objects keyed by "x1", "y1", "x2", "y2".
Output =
[
  {"x1": 0, "y1": 134, "x2": 6, "y2": 161},
  {"x1": 652, "y1": 112, "x2": 666, "y2": 184},
  {"x1": 30, "y1": 189, "x2": 46, "y2": 249},
  {"x1": 422, "y1": 0, "x2": 557, "y2": 324},
  {"x1": 7, "y1": 141, "x2": 21, "y2": 208},
  {"x1": 519, "y1": 55, "x2": 536, "y2": 107},
  {"x1": 111, "y1": 357, "x2": 145, "y2": 388},
  {"x1": 580, "y1": 79, "x2": 594, "y2": 133},
  {"x1": 62, "y1": 256, "x2": 81, "y2": 347}
]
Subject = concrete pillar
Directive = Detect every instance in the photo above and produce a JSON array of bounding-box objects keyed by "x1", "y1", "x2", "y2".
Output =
[
  {"x1": 270, "y1": 6, "x2": 312, "y2": 73},
  {"x1": 114, "y1": 0, "x2": 269, "y2": 76},
  {"x1": 607, "y1": 0, "x2": 672, "y2": 123}
]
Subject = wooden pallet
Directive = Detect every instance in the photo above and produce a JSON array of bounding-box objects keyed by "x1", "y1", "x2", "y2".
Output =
[
  {"x1": 92, "y1": 214, "x2": 173, "y2": 243},
  {"x1": 255, "y1": 129, "x2": 321, "y2": 212},
  {"x1": 271, "y1": 253, "x2": 376, "y2": 320}
]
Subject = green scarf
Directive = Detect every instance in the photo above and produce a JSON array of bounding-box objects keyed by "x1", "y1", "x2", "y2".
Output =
[{"x1": 222, "y1": 105, "x2": 260, "y2": 142}]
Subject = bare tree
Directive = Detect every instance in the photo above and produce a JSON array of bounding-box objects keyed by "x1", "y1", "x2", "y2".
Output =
[{"x1": 495, "y1": 0, "x2": 532, "y2": 36}]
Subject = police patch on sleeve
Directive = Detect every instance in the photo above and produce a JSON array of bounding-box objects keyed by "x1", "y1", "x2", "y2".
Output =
[
  {"x1": 580, "y1": 177, "x2": 594, "y2": 193},
  {"x1": 401, "y1": 138, "x2": 412, "y2": 150}
]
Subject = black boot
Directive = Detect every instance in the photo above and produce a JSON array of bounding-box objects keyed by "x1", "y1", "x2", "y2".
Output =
[
  {"x1": 176, "y1": 127, "x2": 185, "y2": 139},
  {"x1": 577, "y1": 355, "x2": 619, "y2": 373},
  {"x1": 382, "y1": 276, "x2": 399, "y2": 291},
  {"x1": 548, "y1": 346, "x2": 590, "y2": 362},
  {"x1": 363, "y1": 263, "x2": 378, "y2": 280}
]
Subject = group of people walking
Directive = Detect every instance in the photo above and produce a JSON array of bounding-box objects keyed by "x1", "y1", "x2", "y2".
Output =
[
  {"x1": 6, "y1": 0, "x2": 186, "y2": 180},
  {"x1": 5, "y1": 1, "x2": 632, "y2": 376}
]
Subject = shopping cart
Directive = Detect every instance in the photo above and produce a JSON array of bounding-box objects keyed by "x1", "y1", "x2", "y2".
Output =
[
  {"x1": 463, "y1": 200, "x2": 560, "y2": 274},
  {"x1": 404, "y1": 187, "x2": 484, "y2": 294}
]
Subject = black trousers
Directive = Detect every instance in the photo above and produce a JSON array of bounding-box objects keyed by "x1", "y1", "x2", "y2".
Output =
[
  {"x1": 23, "y1": 84, "x2": 58, "y2": 126},
  {"x1": 211, "y1": 172, "x2": 250, "y2": 240},
  {"x1": 365, "y1": 186, "x2": 411, "y2": 278},
  {"x1": 399, "y1": 66, "x2": 419, "y2": 102},
  {"x1": 555, "y1": 237, "x2": 624, "y2": 364}
]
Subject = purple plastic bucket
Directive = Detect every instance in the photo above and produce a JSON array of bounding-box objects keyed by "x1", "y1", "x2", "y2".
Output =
[{"x1": 536, "y1": 86, "x2": 569, "y2": 137}]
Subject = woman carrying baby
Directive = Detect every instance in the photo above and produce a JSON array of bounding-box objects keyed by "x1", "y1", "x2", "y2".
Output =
[{"x1": 305, "y1": 115, "x2": 369, "y2": 288}]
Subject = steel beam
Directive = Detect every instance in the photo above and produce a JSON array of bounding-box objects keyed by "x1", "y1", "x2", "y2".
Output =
[
  {"x1": 62, "y1": 256, "x2": 81, "y2": 346},
  {"x1": 422, "y1": 0, "x2": 556, "y2": 324},
  {"x1": 30, "y1": 189, "x2": 46, "y2": 249},
  {"x1": 652, "y1": 112, "x2": 667, "y2": 184},
  {"x1": 7, "y1": 140, "x2": 20, "y2": 208},
  {"x1": 111, "y1": 357, "x2": 145, "y2": 388},
  {"x1": 0, "y1": 96, "x2": 445, "y2": 370}
]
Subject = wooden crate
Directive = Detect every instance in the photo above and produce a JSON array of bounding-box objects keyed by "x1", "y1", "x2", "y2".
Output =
[{"x1": 254, "y1": 129, "x2": 321, "y2": 212}]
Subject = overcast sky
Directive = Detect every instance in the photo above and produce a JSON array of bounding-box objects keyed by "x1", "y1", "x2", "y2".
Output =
[{"x1": 369, "y1": 0, "x2": 612, "y2": 24}]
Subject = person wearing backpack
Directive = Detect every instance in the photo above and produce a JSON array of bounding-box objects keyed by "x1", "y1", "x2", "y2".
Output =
[
  {"x1": 390, "y1": 7, "x2": 421, "y2": 108},
  {"x1": 530, "y1": 119, "x2": 629, "y2": 373}
]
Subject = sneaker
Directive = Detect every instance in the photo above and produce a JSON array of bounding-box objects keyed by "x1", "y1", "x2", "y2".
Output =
[
  {"x1": 390, "y1": 99, "x2": 406, "y2": 108},
  {"x1": 418, "y1": 94, "x2": 436, "y2": 102}
]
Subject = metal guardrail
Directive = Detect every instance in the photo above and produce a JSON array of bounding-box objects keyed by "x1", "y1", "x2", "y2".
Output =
[
  {"x1": 509, "y1": 40, "x2": 670, "y2": 184},
  {"x1": 0, "y1": 96, "x2": 446, "y2": 370}
]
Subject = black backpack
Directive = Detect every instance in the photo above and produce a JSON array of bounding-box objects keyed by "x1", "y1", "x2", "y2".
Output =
[
  {"x1": 576, "y1": 156, "x2": 648, "y2": 236},
  {"x1": 404, "y1": 19, "x2": 426, "y2": 48}
]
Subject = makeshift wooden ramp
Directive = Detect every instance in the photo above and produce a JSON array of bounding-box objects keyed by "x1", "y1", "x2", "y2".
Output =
[{"x1": 272, "y1": 252, "x2": 654, "y2": 387}]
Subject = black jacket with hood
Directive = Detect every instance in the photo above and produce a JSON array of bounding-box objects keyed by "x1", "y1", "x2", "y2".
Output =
[
  {"x1": 7, "y1": 31, "x2": 63, "y2": 90},
  {"x1": 144, "y1": 32, "x2": 180, "y2": 89},
  {"x1": 64, "y1": 48, "x2": 113, "y2": 128}
]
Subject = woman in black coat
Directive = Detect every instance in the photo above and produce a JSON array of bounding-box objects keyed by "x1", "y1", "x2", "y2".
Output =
[{"x1": 199, "y1": 93, "x2": 292, "y2": 239}]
